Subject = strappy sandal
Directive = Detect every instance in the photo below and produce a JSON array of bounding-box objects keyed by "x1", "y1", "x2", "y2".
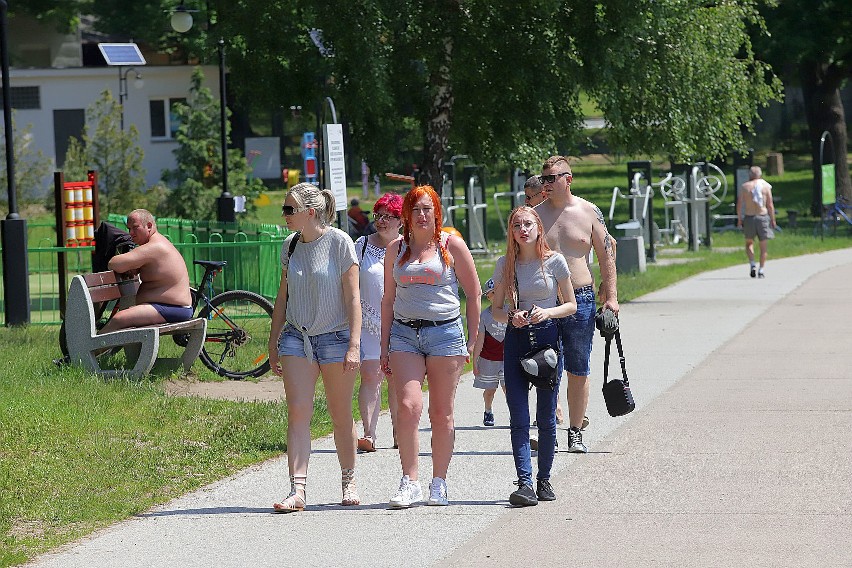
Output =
[
  {"x1": 341, "y1": 468, "x2": 360, "y2": 506},
  {"x1": 357, "y1": 436, "x2": 376, "y2": 453},
  {"x1": 273, "y1": 474, "x2": 306, "y2": 513}
]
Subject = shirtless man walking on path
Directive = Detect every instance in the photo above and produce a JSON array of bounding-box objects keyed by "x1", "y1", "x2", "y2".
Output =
[
  {"x1": 538, "y1": 156, "x2": 619, "y2": 453},
  {"x1": 100, "y1": 209, "x2": 193, "y2": 333},
  {"x1": 736, "y1": 166, "x2": 776, "y2": 278}
]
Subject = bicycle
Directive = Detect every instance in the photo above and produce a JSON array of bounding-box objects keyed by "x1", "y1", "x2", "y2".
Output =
[
  {"x1": 60, "y1": 259, "x2": 274, "y2": 379},
  {"x1": 814, "y1": 195, "x2": 852, "y2": 237},
  {"x1": 183, "y1": 260, "x2": 274, "y2": 379}
]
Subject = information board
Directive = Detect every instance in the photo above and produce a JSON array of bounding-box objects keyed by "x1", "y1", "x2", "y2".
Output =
[{"x1": 323, "y1": 123, "x2": 347, "y2": 212}]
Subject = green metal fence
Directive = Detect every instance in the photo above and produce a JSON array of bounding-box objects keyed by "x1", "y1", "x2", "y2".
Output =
[{"x1": 0, "y1": 217, "x2": 291, "y2": 326}]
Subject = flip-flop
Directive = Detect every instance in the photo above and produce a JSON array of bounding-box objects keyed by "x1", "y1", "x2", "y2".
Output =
[{"x1": 357, "y1": 436, "x2": 376, "y2": 453}]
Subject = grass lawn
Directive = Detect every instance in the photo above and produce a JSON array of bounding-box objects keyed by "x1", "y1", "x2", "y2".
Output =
[{"x1": 2, "y1": 152, "x2": 850, "y2": 566}]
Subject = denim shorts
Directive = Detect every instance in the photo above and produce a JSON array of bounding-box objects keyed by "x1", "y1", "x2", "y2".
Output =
[
  {"x1": 558, "y1": 284, "x2": 596, "y2": 377},
  {"x1": 278, "y1": 324, "x2": 350, "y2": 365},
  {"x1": 360, "y1": 331, "x2": 381, "y2": 361},
  {"x1": 389, "y1": 317, "x2": 468, "y2": 358}
]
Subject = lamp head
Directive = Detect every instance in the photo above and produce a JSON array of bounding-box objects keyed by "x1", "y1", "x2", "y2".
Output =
[{"x1": 170, "y1": 5, "x2": 194, "y2": 33}]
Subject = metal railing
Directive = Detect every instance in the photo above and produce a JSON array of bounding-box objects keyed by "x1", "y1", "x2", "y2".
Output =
[{"x1": 0, "y1": 219, "x2": 290, "y2": 326}]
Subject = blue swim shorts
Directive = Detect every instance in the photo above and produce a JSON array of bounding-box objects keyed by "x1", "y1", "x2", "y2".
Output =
[{"x1": 150, "y1": 302, "x2": 194, "y2": 323}]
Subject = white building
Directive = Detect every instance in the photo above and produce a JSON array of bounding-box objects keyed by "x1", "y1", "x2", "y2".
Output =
[{"x1": 5, "y1": 14, "x2": 220, "y2": 194}]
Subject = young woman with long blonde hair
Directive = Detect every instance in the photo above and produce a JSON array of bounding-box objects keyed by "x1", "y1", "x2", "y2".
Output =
[{"x1": 491, "y1": 206, "x2": 577, "y2": 507}]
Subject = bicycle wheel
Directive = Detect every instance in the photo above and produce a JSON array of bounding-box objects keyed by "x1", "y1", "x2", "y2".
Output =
[{"x1": 198, "y1": 290, "x2": 273, "y2": 379}]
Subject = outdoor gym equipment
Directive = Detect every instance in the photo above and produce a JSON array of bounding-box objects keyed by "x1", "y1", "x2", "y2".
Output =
[
  {"x1": 441, "y1": 156, "x2": 487, "y2": 253},
  {"x1": 608, "y1": 161, "x2": 656, "y2": 265},
  {"x1": 656, "y1": 172, "x2": 688, "y2": 245},
  {"x1": 661, "y1": 160, "x2": 728, "y2": 251},
  {"x1": 686, "y1": 161, "x2": 728, "y2": 251},
  {"x1": 493, "y1": 168, "x2": 528, "y2": 237},
  {"x1": 609, "y1": 160, "x2": 730, "y2": 254}
]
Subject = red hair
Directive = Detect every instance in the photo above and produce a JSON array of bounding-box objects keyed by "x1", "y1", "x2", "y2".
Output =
[
  {"x1": 502, "y1": 206, "x2": 552, "y2": 304},
  {"x1": 374, "y1": 192, "x2": 403, "y2": 217},
  {"x1": 398, "y1": 185, "x2": 452, "y2": 268}
]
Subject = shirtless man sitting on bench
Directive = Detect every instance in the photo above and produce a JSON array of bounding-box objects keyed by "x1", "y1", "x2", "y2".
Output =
[{"x1": 99, "y1": 209, "x2": 193, "y2": 333}]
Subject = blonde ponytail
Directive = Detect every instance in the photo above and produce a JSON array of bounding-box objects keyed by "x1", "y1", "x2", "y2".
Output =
[{"x1": 320, "y1": 189, "x2": 337, "y2": 225}]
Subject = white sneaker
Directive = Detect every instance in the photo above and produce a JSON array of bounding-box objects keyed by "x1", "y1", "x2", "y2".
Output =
[
  {"x1": 428, "y1": 477, "x2": 449, "y2": 506},
  {"x1": 389, "y1": 475, "x2": 423, "y2": 509}
]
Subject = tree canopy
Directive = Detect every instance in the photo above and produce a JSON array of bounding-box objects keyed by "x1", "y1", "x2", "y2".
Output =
[
  {"x1": 24, "y1": 0, "x2": 783, "y2": 187},
  {"x1": 757, "y1": 0, "x2": 852, "y2": 208}
]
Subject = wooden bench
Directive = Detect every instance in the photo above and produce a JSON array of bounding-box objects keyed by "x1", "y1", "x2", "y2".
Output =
[{"x1": 65, "y1": 271, "x2": 206, "y2": 378}]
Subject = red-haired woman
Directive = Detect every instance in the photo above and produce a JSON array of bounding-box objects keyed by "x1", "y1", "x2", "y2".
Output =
[
  {"x1": 491, "y1": 206, "x2": 577, "y2": 507},
  {"x1": 356, "y1": 193, "x2": 403, "y2": 453},
  {"x1": 380, "y1": 185, "x2": 481, "y2": 508}
]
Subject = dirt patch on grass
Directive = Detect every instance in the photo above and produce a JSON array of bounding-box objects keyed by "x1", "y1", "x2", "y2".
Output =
[{"x1": 164, "y1": 376, "x2": 283, "y2": 403}]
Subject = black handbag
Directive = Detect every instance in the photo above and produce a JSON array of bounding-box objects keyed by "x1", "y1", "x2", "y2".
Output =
[
  {"x1": 595, "y1": 307, "x2": 619, "y2": 337},
  {"x1": 512, "y1": 272, "x2": 558, "y2": 391},
  {"x1": 602, "y1": 329, "x2": 635, "y2": 417},
  {"x1": 520, "y1": 346, "x2": 559, "y2": 390}
]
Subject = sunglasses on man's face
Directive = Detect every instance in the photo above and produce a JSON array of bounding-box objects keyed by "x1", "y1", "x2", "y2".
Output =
[
  {"x1": 539, "y1": 172, "x2": 571, "y2": 184},
  {"x1": 281, "y1": 204, "x2": 308, "y2": 216}
]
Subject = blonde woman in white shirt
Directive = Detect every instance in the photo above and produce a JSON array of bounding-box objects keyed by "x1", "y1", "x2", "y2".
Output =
[{"x1": 268, "y1": 182, "x2": 361, "y2": 513}]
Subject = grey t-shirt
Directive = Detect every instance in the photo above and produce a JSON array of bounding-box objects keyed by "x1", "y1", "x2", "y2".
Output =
[
  {"x1": 479, "y1": 306, "x2": 507, "y2": 343},
  {"x1": 392, "y1": 240, "x2": 460, "y2": 321},
  {"x1": 280, "y1": 227, "x2": 358, "y2": 335},
  {"x1": 493, "y1": 253, "x2": 571, "y2": 311}
]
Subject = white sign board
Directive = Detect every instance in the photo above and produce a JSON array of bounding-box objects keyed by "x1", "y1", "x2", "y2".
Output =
[
  {"x1": 244, "y1": 137, "x2": 281, "y2": 180},
  {"x1": 323, "y1": 123, "x2": 347, "y2": 211}
]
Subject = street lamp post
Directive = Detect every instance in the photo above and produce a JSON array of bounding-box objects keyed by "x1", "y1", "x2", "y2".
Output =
[
  {"x1": 1, "y1": 0, "x2": 31, "y2": 325},
  {"x1": 171, "y1": 5, "x2": 234, "y2": 222},
  {"x1": 216, "y1": 38, "x2": 234, "y2": 222},
  {"x1": 118, "y1": 66, "x2": 143, "y2": 130}
]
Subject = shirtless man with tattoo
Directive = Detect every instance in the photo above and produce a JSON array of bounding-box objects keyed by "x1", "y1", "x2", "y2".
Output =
[
  {"x1": 537, "y1": 156, "x2": 619, "y2": 453},
  {"x1": 100, "y1": 209, "x2": 193, "y2": 334}
]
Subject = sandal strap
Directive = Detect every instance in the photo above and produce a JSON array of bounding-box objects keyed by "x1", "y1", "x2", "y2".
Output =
[
  {"x1": 341, "y1": 468, "x2": 360, "y2": 505},
  {"x1": 274, "y1": 474, "x2": 307, "y2": 512}
]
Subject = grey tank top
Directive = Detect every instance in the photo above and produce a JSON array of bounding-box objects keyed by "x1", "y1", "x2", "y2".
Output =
[{"x1": 392, "y1": 240, "x2": 460, "y2": 321}]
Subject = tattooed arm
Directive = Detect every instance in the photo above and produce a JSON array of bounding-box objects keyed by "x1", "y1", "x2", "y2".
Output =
[{"x1": 590, "y1": 203, "x2": 619, "y2": 314}]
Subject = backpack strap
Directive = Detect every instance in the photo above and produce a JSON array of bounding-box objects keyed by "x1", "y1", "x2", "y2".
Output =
[
  {"x1": 287, "y1": 232, "x2": 300, "y2": 261},
  {"x1": 359, "y1": 236, "x2": 368, "y2": 261},
  {"x1": 285, "y1": 232, "x2": 300, "y2": 306}
]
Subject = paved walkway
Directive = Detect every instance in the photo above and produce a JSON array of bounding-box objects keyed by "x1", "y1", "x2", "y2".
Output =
[{"x1": 27, "y1": 248, "x2": 852, "y2": 568}]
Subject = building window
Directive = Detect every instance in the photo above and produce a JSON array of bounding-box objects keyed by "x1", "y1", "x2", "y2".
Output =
[
  {"x1": 11, "y1": 86, "x2": 41, "y2": 110},
  {"x1": 149, "y1": 98, "x2": 187, "y2": 139}
]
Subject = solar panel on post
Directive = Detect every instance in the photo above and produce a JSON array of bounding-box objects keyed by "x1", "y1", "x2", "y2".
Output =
[{"x1": 97, "y1": 43, "x2": 147, "y2": 66}]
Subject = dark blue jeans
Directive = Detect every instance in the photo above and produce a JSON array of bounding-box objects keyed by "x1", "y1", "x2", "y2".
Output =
[{"x1": 504, "y1": 320, "x2": 562, "y2": 485}]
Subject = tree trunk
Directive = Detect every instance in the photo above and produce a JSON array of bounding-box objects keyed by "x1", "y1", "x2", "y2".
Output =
[
  {"x1": 420, "y1": 35, "x2": 454, "y2": 190},
  {"x1": 800, "y1": 61, "x2": 851, "y2": 216}
]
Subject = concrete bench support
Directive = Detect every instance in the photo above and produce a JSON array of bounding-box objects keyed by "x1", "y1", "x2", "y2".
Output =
[{"x1": 65, "y1": 273, "x2": 206, "y2": 378}]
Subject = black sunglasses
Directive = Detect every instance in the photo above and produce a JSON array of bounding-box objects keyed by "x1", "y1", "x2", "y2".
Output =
[
  {"x1": 281, "y1": 205, "x2": 308, "y2": 216},
  {"x1": 539, "y1": 172, "x2": 571, "y2": 184}
]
